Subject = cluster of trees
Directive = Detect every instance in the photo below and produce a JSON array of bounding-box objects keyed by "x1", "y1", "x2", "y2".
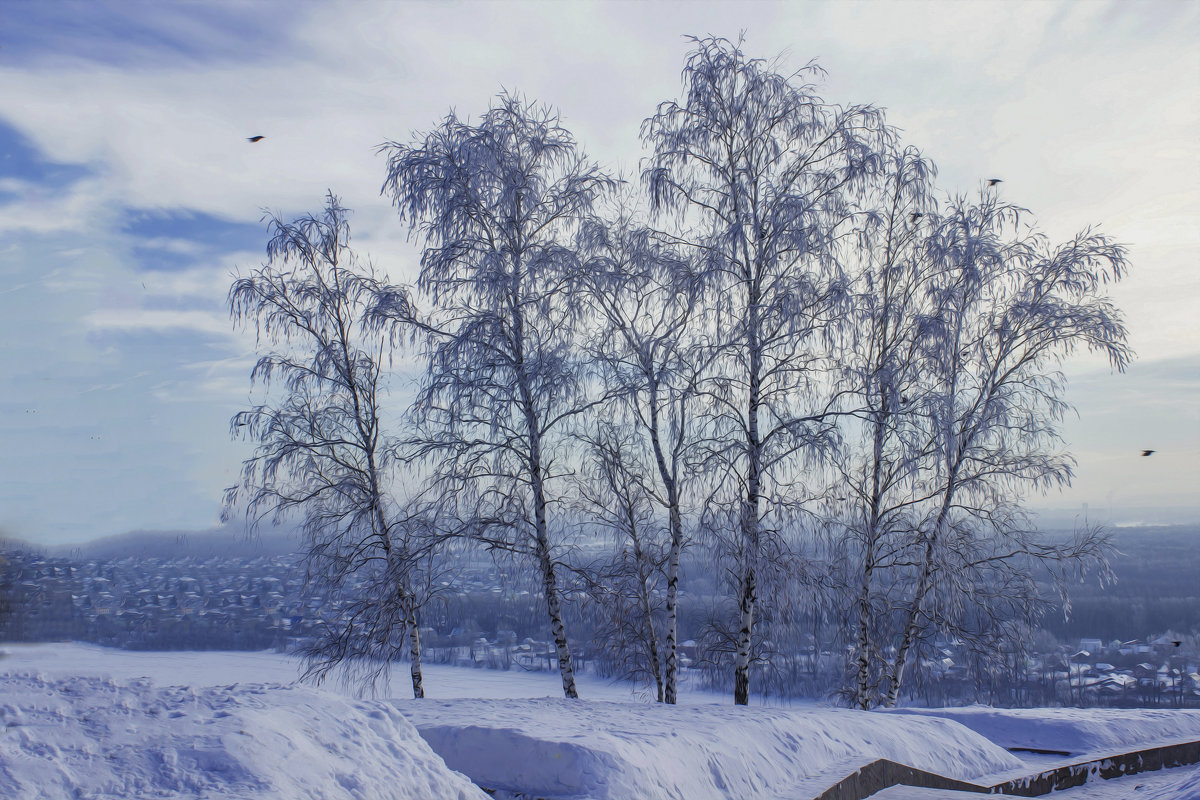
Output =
[{"x1": 226, "y1": 37, "x2": 1130, "y2": 708}]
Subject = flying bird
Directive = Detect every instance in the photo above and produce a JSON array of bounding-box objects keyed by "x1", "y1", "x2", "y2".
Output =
[
  {"x1": 987, "y1": 178, "x2": 1003, "y2": 186},
  {"x1": 247, "y1": 136, "x2": 265, "y2": 143},
  {"x1": 1142, "y1": 450, "x2": 1155, "y2": 457}
]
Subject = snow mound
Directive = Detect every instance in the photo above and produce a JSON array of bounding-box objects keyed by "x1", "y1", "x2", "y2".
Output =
[
  {"x1": 891, "y1": 706, "x2": 1200, "y2": 756},
  {"x1": 0, "y1": 672, "x2": 488, "y2": 800},
  {"x1": 396, "y1": 698, "x2": 1025, "y2": 800}
]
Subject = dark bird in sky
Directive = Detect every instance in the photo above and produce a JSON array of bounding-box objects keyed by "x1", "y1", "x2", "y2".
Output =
[
  {"x1": 987, "y1": 178, "x2": 1002, "y2": 186},
  {"x1": 1174, "y1": 641, "x2": 1182, "y2": 647},
  {"x1": 1142, "y1": 450, "x2": 1155, "y2": 457},
  {"x1": 247, "y1": 136, "x2": 265, "y2": 143}
]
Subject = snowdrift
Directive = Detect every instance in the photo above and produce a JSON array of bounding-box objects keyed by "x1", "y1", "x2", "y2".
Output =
[
  {"x1": 891, "y1": 705, "x2": 1200, "y2": 756},
  {"x1": 395, "y1": 698, "x2": 1025, "y2": 800},
  {"x1": 0, "y1": 672, "x2": 487, "y2": 800}
]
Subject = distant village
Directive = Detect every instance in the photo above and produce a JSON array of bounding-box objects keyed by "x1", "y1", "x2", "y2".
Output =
[
  {"x1": 917, "y1": 633, "x2": 1200, "y2": 710},
  {"x1": 2, "y1": 548, "x2": 1197, "y2": 708},
  {"x1": 0, "y1": 548, "x2": 578, "y2": 667}
]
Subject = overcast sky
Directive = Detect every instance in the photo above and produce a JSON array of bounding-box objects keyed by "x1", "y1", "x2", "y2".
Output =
[{"x1": 1, "y1": 0, "x2": 1197, "y2": 545}]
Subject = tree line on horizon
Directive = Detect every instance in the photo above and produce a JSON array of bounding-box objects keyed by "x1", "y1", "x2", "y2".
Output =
[{"x1": 224, "y1": 36, "x2": 1131, "y2": 709}]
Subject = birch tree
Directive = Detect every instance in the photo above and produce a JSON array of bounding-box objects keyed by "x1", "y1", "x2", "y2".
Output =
[
  {"x1": 827, "y1": 185, "x2": 1130, "y2": 709},
  {"x1": 576, "y1": 423, "x2": 668, "y2": 701},
  {"x1": 642, "y1": 36, "x2": 892, "y2": 704},
  {"x1": 225, "y1": 194, "x2": 429, "y2": 698},
  {"x1": 371, "y1": 94, "x2": 616, "y2": 699},
  {"x1": 879, "y1": 189, "x2": 1130, "y2": 706},
  {"x1": 577, "y1": 215, "x2": 706, "y2": 703},
  {"x1": 830, "y1": 146, "x2": 940, "y2": 708}
]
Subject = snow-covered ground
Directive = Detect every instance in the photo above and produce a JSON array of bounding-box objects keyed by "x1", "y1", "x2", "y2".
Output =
[{"x1": 3, "y1": 644, "x2": 1199, "y2": 799}]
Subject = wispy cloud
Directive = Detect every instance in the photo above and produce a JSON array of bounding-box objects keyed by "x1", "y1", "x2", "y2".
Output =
[
  {"x1": 84, "y1": 308, "x2": 231, "y2": 337},
  {"x1": 1, "y1": 2, "x2": 295, "y2": 69}
]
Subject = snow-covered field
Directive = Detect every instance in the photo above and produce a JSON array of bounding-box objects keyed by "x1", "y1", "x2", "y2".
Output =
[
  {"x1": 2, "y1": 644, "x2": 1198, "y2": 799},
  {"x1": 0, "y1": 643, "x2": 675, "y2": 703}
]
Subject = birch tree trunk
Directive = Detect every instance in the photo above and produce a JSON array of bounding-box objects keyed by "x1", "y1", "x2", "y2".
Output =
[
  {"x1": 527, "y1": 374, "x2": 577, "y2": 697},
  {"x1": 538, "y1": 537, "x2": 578, "y2": 699},
  {"x1": 528, "y1": 395, "x2": 577, "y2": 698},
  {"x1": 634, "y1": 539, "x2": 665, "y2": 703},
  {"x1": 404, "y1": 589, "x2": 425, "y2": 699},
  {"x1": 646, "y1": 379, "x2": 686, "y2": 704},
  {"x1": 663, "y1": 502, "x2": 683, "y2": 704},
  {"x1": 885, "y1": 486, "x2": 953, "y2": 708},
  {"x1": 734, "y1": 340, "x2": 762, "y2": 706},
  {"x1": 733, "y1": 269, "x2": 764, "y2": 707}
]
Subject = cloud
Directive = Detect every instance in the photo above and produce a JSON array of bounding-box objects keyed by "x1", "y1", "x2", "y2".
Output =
[
  {"x1": 0, "y1": 175, "x2": 118, "y2": 235},
  {"x1": 84, "y1": 308, "x2": 232, "y2": 337},
  {"x1": 1, "y1": 1, "x2": 295, "y2": 69}
]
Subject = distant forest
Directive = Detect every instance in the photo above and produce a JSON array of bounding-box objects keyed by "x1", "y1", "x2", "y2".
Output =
[{"x1": 1040, "y1": 525, "x2": 1200, "y2": 642}]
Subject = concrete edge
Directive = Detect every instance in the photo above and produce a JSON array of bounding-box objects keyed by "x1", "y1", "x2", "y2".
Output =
[{"x1": 810, "y1": 737, "x2": 1200, "y2": 799}]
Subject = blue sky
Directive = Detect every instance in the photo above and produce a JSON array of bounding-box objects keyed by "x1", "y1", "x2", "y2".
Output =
[{"x1": 1, "y1": 0, "x2": 1197, "y2": 544}]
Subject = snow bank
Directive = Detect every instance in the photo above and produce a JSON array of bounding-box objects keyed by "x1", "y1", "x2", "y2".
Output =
[
  {"x1": 6, "y1": 647, "x2": 1197, "y2": 800},
  {"x1": 0, "y1": 672, "x2": 488, "y2": 800},
  {"x1": 396, "y1": 698, "x2": 1025, "y2": 800},
  {"x1": 891, "y1": 706, "x2": 1200, "y2": 756}
]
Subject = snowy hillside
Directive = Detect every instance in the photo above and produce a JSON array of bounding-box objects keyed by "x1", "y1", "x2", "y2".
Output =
[{"x1": 2, "y1": 644, "x2": 1199, "y2": 800}]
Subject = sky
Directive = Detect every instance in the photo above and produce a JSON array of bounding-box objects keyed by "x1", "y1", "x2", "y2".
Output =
[{"x1": 0, "y1": 0, "x2": 1197, "y2": 545}]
